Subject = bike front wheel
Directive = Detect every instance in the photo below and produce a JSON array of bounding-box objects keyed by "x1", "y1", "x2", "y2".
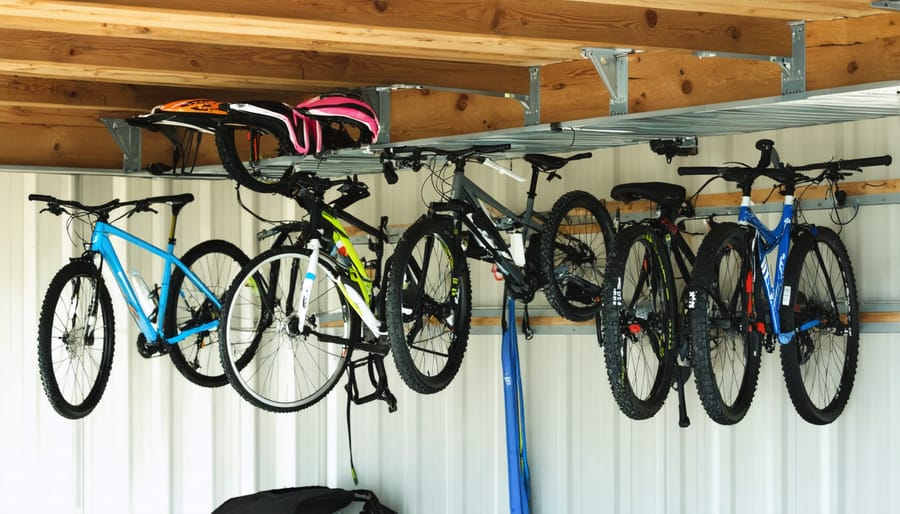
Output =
[
  {"x1": 218, "y1": 247, "x2": 351, "y2": 412},
  {"x1": 385, "y1": 218, "x2": 471, "y2": 394},
  {"x1": 215, "y1": 120, "x2": 295, "y2": 194},
  {"x1": 37, "y1": 260, "x2": 116, "y2": 419},
  {"x1": 540, "y1": 190, "x2": 614, "y2": 321},
  {"x1": 780, "y1": 227, "x2": 859, "y2": 425},
  {"x1": 602, "y1": 224, "x2": 678, "y2": 420},
  {"x1": 687, "y1": 223, "x2": 762, "y2": 425},
  {"x1": 166, "y1": 239, "x2": 250, "y2": 388}
]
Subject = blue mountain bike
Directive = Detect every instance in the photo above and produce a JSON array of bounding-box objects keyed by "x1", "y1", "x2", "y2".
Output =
[
  {"x1": 30, "y1": 193, "x2": 252, "y2": 419},
  {"x1": 678, "y1": 139, "x2": 891, "y2": 425}
]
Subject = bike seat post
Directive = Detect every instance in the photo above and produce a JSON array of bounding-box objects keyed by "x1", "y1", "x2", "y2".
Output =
[
  {"x1": 527, "y1": 163, "x2": 541, "y2": 201},
  {"x1": 167, "y1": 204, "x2": 184, "y2": 245}
]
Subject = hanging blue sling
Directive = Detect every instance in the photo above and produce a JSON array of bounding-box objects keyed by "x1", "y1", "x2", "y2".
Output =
[{"x1": 501, "y1": 295, "x2": 531, "y2": 514}]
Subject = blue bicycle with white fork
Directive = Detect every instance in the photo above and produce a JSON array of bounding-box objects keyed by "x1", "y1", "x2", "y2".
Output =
[
  {"x1": 678, "y1": 139, "x2": 891, "y2": 425},
  {"x1": 30, "y1": 193, "x2": 253, "y2": 419}
]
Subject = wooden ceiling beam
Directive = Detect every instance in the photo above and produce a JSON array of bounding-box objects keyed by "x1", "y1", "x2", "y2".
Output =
[
  {"x1": 565, "y1": 0, "x2": 881, "y2": 20},
  {"x1": 0, "y1": 28, "x2": 530, "y2": 95},
  {"x1": 0, "y1": 0, "x2": 794, "y2": 62},
  {"x1": 0, "y1": 76, "x2": 297, "y2": 112},
  {"x1": 390, "y1": 15, "x2": 900, "y2": 140}
]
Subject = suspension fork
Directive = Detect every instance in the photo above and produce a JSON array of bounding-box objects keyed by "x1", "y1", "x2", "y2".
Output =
[
  {"x1": 79, "y1": 254, "x2": 105, "y2": 346},
  {"x1": 798, "y1": 236, "x2": 839, "y2": 332}
]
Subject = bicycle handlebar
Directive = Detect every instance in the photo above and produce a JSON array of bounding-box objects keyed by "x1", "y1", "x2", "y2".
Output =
[
  {"x1": 28, "y1": 193, "x2": 195, "y2": 216},
  {"x1": 677, "y1": 154, "x2": 892, "y2": 187}
]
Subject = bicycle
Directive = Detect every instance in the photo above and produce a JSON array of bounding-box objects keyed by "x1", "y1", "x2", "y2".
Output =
[
  {"x1": 30, "y1": 193, "x2": 251, "y2": 419},
  {"x1": 217, "y1": 172, "x2": 402, "y2": 413},
  {"x1": 601, "y1": 181, "x2": 700, "y2": 424},
  {"x1": 677, "y1": 139, "x2": 891, "y2": 425},
  {"x1": 379, "y1": 145, "x2": 614, "y2": 394}
]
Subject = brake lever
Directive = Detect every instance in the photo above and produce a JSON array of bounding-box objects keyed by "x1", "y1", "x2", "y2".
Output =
[{"x1": 41, "y1": 204, "x2": 66, "y2": 216}]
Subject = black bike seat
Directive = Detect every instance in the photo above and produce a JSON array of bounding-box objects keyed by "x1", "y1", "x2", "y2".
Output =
[
  {"x1": 523, "y1": 153, "x2": 568, "y2": 172},
  {"x1": 610, "y1": 182, "x2": 687, "y2": 209}
]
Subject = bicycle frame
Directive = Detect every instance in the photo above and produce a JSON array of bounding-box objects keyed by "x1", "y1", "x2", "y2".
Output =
[
  {"x1": 90, "y1": 221, "x2": 220, "y2": 344},
  {"x1": 435, "y1": 166, "x2": 543, "y2": 285},
  {"x1": 295, "y1": 203, "x2": 387, "y2": 339},
  {"x1": 737, "y1": 194, "x2": 796, "y2": 344}
]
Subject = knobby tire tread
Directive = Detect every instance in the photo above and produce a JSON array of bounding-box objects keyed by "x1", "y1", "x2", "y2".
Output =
[
  {"x1": 779, "y1": 227, "x2": 859, "y2": 425},
  {"x1": 385, "y1": 218, "x2": 471, "y2": 394},
  {"x1": 540, "y1": 190, "x2": 614, "y2": 322},
  {"x1": 602, "y1": 224, "x2": 678, "y2": 420},
  {"x1": 688, "y1": 223, "x2": 761, "y2": 425},
  {"x1": 37, "y1": 260, "x2": 115, "y2": 419}
]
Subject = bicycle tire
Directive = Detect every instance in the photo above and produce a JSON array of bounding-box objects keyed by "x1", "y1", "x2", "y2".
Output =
[
  {"x1": 37, "y1": 259, "x2": 115, "y2": 419},
  {"x1": 602, "y1": 224, "x2": 678, "y2": 420},
  {"x1": 779, "y1": 227, "x2": 859, "y2": 425},
  {"x1": 385, "y1": 218, "x2": 471, "y2": 394},
  {"x1": 218, "y1": 247, "x2": 351, "y2": 412},
  {"x1": 540, "y1": 190, "x2": 613, "y2": 321},
  {"x1": 166, "y1": 239, "x2": 250, "y2": 388},
  {"x1": 215, "y1": 119, "x2": 295, "y2": 194},
  {"x1": 687, "y1": 223, "x2": 762, "y2": 425}
]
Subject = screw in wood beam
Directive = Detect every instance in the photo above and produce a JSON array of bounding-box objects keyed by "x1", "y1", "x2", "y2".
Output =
[{"x1": 581, "y1": 48, "x2": 632, "y2": 116}]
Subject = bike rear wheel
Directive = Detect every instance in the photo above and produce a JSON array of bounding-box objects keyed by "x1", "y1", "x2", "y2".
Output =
[
  {"x1": 166, "y1": 239, "x2": 250, "y2": 387},
  {"x1": 540, "y1": 190, "x2": 613, "y2": 321},
  {"x1": 219, "y1": 247, "x2": 351, "y2": 412},
  {"x1": 780, "y1": 227, "x2": 859, "y2": 425},
  {"x1": 688, "y1": 223, "x2": 761, "y2": 425},
  {"x1": 215, "y1": 119, "x2": 295, "y2": 193},
  {"x1": 602, "y1": 224, "x2": 678, "y2": 420},
  {"x1": 385, "y1": 218, "x2": 471, "y2": 394},
  {"x1": 37, "y1": 260, "x2": 115, "y2": 419}
]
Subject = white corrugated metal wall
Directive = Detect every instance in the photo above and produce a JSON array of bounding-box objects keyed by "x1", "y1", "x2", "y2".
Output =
[{"x1": 1, "y1": 118, "x2": 899, "y2": 513}]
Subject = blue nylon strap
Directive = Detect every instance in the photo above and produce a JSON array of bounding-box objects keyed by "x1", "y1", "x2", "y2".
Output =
[{"x1": 502, "y1": 297, "x2": 530, "y2": 514}]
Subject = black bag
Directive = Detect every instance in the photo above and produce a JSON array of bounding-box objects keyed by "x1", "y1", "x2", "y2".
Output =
[{"x1": 212, "y1": 486, "x2": 397, "y2": 514}]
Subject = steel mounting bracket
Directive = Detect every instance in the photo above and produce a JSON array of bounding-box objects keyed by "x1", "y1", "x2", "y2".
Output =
[
  {"x1": 695, "y1": 21, "x2": 805, "y2": 95},
  {"x1": 581, "y1": 47, "x2": 632, "y2": 116}
]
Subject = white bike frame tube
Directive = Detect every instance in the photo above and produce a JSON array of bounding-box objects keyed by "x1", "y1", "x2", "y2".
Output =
[{"x1": 295, "y1": 238, "x2": 321, "y2": 332}]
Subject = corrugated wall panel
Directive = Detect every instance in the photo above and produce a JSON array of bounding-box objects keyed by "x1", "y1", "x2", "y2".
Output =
[{"x1": 1, "y1": 117, "x2": 899, "y2": 513}]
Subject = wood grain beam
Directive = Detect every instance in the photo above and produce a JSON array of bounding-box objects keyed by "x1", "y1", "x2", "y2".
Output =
[
  {"x1": 0, "y1": 29, "x2": 530, "y2": 95},
  {"x1": 0, "y1": 0, "x2": 793, "y2": 61},
  {"x1": 391, "y1": 14, "x2": 900, "y2": 140},
  {"x1": 566, "y1": 0, "x2": 880, "y2": 20},
  {"x1": 0, "y1": 106, "x2": 202, "y2": 168},
  {"x1": 0, "y1": 76, "x2": 296, "y2": 112}
]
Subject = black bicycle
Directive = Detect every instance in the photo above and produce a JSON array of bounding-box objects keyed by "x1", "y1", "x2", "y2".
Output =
[
  {"x1": 600, "y1": 182, "x2": 699, "y2": 424},
  {"x1": 380, "y1": 145, "x2": 614, "y2": 394}
]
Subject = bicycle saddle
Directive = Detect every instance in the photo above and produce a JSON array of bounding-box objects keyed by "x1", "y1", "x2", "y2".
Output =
[{"x1": 610, "y1": 182, "x2": 686, "y2": 210}]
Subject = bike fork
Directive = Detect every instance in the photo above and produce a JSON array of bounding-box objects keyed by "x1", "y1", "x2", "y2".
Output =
[{"x1": 294, "y1": 239, "x2": 322, "y2": 332}]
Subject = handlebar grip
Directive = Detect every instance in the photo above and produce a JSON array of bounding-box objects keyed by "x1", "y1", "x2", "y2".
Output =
[
  {"x1": 28, "y1": 194, "x2": 56, "y2": 203},
  {"x1": 472, "y1": 144, "x2": 511, "y2": 153},
  {"x1": 840, "y1": 155, "x2": 892, "y2": 169},
  {"x1": 677, "y1": 166, "x2": 728, "y2": 176}
]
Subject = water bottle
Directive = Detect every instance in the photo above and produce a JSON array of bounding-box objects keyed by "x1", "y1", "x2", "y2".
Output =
[{"x1": 129, "y1": 270, "x2": 157, "y2": 315}]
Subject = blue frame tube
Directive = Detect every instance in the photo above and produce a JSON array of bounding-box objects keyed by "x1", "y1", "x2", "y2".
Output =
[
  {"x1": 91, "y1": 221, "x2": 221, "y2": 344},
  {"x1": 737, "y1": 195, "x2": 796, "y2": 343}
]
